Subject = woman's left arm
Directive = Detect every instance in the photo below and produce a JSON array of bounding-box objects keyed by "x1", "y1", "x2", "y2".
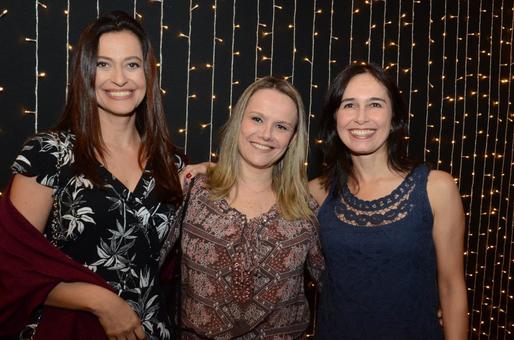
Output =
[{"x1": 427, "y1": 170, "x2": 469, "y2": 340}]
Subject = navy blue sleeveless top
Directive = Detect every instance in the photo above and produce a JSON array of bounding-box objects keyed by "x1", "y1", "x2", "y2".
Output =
[{"x1": 316, "y1": 165, "x2": 443, "y2": 339}]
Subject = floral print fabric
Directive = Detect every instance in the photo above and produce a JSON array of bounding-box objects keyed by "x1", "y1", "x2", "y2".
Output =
[
  {"x1": 11, "y1": 131, "x2": 184, "y2": 339},
  {"x1": 180, "y1": 176, "x2": 325, "y2": 339}
]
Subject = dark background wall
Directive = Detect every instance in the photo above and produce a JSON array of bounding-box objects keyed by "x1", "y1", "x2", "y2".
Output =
[{"x1": 0, "y1": 1, "x2": 513, "y2": 338}]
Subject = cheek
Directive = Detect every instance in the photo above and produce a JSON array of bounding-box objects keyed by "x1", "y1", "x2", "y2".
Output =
[
  {"x1": 278, "y1": 132, "x2": 295, "y2": 150},
  {"x1": 335, "y1": 110, "x2": 350, "y2": 127},
  {"x1": 239, "y1": 120, "x2": 252, "y2": 137}
]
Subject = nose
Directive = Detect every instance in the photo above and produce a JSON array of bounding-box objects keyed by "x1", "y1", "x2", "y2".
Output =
[
  {"x1": 111, "y1": 65, "x2": 128, "y2": 87},
  {"x1": 259, "y1": 123, "x2": 273, "y2": 140},
  {"x1": 355, "y1": 106, "x2": 369, "y2": 124}
]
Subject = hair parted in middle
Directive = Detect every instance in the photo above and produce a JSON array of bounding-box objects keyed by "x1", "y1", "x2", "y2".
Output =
[
  {"x1": 319, "y1": 62, "x2": 416, "y2": 196},
  {"x1": 56, "y1": 10, "x2": 182, "y2": 204},
  {"x1": 207, "y1": 76, "x2": 314, "y2": 221}
]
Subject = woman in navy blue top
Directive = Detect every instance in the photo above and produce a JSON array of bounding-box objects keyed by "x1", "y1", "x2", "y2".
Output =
[{"x1": 309, "y1": 63, "x2": 468, "y2": 339}]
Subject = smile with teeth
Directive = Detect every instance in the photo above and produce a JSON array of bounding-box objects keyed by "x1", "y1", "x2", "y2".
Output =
[
  {"x1": 106, "y1": 90, "x2": 133, "y2": 98},
  {"x1": 350, "y1": 129, "x2": 375, "y2": 137},
  {"x1": 251, "y1": 142, "x2": 273, "y2": 150}
]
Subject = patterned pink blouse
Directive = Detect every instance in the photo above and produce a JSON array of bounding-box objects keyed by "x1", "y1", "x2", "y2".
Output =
[{"x1": 180, "y1": 176, "x2": 325, "y2": 339}]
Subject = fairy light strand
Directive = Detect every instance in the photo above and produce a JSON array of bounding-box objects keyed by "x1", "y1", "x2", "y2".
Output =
[
  {"x1": 381, "y1": 0, "x2": 387, "y2": 67},
  {"x1": 182, "y1": 1, "x2": 194, "y2": 153},
  {"x1": 305, "y1": 0, "x2": 317, "y2": 153},
  {"x1": 208, "y1": 0, "x2": 218, "y2": 161},
  {"x1": 477, "y1": 2, "x2": 499, "y2": 336},
  {"x1": 254, "y1": 0, "x2": 260, "y2": 79},
  {"x1": 291, "y1": 0, "x2": 297, "y2": 83},
  {"x1": 327, "y1": 0, "x2": 334, "y2": 85},
  {"x1": 270, "y1": 0, "x2": 276, "y2": 75},
  {"x1": 436, "y1": 0, "x2": 449, "y2": 166},
  {"x1": 395, "y1": 2, "x2": 402, "y2": 83},
  {"x1": 496, "y1": 7, "x2": 514, "y2": 336},
  {"x1": 366, "y1": 0, "x2": 373, "y2": 62},
  {"x1": 457, "y1": 0, "x2": 471, "y2": 192},
  {"x1": 406, "y1": 1, "x2": 416, "y2": 145},
  {"x1": 34, "y1": 1, "x2": 40, "y2": 132},
  {"x1": 228, "y1": 0, "x2": 236, "y2": 115},
  {"x1": 474, "y1": 5, "x2": 497, "y2": 335},
  {"x1": 487, "y1": 1, "x2": 510, "y2": 335},
  {"x1": 65, "y1": 1, "x2": 70, "y2": 99},
  {"x1": 423, "y1": 0, "x2": 433, "y2": 160},
  {"x1": 468, "y1": 0, "x2": 485, "y2": 330},
  {"x1": 348, "y1": 0, "x2": 355, "y2": 63},
  {"x1": 460, "y1": 1, "x2": 474, "y2": 294},
  {"x1": 449, "y1": 1, "x2": 462, "y2": 174},
  {"x1": 158, "y1": 0, "x2": 164, "y2": 88}
]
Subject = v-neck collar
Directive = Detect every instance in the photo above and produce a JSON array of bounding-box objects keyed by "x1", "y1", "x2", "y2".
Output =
[{"x1": 97, "y1": 161, "x2": 150, "y2": 198}]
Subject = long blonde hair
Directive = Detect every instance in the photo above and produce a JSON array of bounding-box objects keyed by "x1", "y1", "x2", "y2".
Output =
[{"x1": 207, "y1": 76, "x2": 313, "y2": 221}]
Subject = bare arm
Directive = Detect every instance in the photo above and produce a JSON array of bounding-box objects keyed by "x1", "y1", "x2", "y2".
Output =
[
  {"x1": 10, "y1": 174, "x2": 53, "y2": 232},
  {"x1": 427, "y1": 170, "x2": 468, "y2": 339},
  {"x1": 9, "y1": 174, "x2": 145, "y2": 339},
  {"x1": 47, "y1": 282, "x2": 145, "y2": 340},
  {"x1": 308, "y1": 177, "x2": 328, "y2": 206}
]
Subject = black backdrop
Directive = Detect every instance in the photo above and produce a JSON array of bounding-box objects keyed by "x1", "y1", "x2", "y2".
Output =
[{"x1": 0, "y1": 1, "x2": 513, "y2": 338}]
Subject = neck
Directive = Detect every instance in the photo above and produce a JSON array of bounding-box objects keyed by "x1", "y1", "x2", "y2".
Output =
[
  {"x1": 350, "y1": 150, "x2": 393, "y2": 184},
  {"x1": 235, "y1": 161, "x2": 274, "y2": 193},
  {"x1": 99, "y1": 113, "x2": 140, "y2": 149}
]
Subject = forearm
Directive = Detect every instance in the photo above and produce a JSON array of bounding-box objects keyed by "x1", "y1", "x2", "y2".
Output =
[
  {"x1": 46, "y1": 282, "x2": 144, "y2": 337},
  {"x1": 439, "y1": 282, "x2": 468, "y2": 340},
  {"x1": 45, "y1": 282, "x2": 117, "y2": 316}
]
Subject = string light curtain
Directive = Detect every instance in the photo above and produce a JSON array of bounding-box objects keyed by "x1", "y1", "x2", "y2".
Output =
[{"x1": 0, "y1": 1, "x2": 513, "y2": 338}]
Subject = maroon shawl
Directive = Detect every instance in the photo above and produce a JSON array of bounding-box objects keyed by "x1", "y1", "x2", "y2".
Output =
[{"x1": 0, "y1": 183, "x2": 111, "y2": 339}]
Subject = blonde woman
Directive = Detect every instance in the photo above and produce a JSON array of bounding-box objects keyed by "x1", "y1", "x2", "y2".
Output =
[{"x1": 170, "y1": 77, "x2": 325, "y2": 338}]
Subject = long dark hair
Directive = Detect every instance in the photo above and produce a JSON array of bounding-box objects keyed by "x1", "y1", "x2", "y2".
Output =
[
  {"x1": 319, "y1": 62, "x2": 415, "y2": 195},
  {"x1": 56, "y1": 11, "x2": 182, "y2": 204}
]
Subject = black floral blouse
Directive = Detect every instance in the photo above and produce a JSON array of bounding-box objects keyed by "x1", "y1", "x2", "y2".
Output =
[{"x1": 11, "y1": 131, "x2": 184, "y2": 340}]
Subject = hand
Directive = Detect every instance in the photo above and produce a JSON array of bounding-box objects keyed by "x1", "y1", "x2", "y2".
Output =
[
  {"x1": 179, "y1": 162, "x2": 215, "y2": 188},
  {"x1": 95, "y1": 293, "x2": 147, "y2": 340}
]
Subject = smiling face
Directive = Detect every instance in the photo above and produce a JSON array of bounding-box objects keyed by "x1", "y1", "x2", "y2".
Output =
[
  {"x1": 237, "y1": 88, "x2": 298, "y2": 173},
  {"x1": 335, "y1": 72, "x2": 393, "y2": 157},
  {"x1": 95, "y1": 30, "x2": 146, "y2": 118}
]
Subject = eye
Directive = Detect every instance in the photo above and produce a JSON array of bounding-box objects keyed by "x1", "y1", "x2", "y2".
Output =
[
  {"x1": 276, "y1": 124, "x2": 289, "y2": 131},
  {"x1": 251, "y1": 116, "x2": 263, "y2": 123},
  {"x1": 342, "y1": 102, "x2": 354, "y2": 109},
  {"x1": 369, "y1": 102, "x2": 382, "y2": 108},
  {"x1": 96, "y1": 61, "x2": 109, "y2": 68},
  {"x1": 127, "y1": 62, "x2": 141, "y2": 69}
]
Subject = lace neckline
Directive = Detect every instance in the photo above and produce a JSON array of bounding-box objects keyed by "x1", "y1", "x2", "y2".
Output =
[{"x1": 341, "y1": 167, "x2": 418, "y2": 211}]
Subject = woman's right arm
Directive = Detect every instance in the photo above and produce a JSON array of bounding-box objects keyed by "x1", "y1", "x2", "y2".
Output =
[
  {"x1": 46, "y1": 282, "x2": 145, "y2": 340},
  {"x1": 9, "y1": 174, "x2": 146, "y2": 340},
  {"x1": 10, "y1": 174, "x2": 53, "y2": 232}
]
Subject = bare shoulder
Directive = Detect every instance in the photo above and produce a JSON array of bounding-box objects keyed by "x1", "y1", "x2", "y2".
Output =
[
  {"x1": 427, "y1": 169, "x2": 458, "y2": 193},
  {"x1": 308, "y1": 177, "x2": 328, "y2": 206},
  {"x1": 426, "y1": 170, "x2": 463, "y2": 214}
]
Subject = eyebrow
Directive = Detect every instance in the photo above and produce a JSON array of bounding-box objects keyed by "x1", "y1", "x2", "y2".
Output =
[
  {"x1": 341, "y1": 97, "x2": 387, "y2": 103},
  {"x1": 248, "y1": 111, "x2": 296, "y2": 127},
  {"x1": 96, "y1": 56, "x2": 143, "y2": 62}
]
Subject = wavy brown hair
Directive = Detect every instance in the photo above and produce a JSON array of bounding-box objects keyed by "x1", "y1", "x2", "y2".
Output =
[{"x1": 56, "y1": 11, "x2": 182, "y2": 204}]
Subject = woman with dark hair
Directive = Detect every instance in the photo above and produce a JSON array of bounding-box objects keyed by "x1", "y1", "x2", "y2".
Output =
[
  {"x1": 0, "y1": 11, "x2": 183, "y2": 339},
  {"x1": 164, "y1": 76, "x2": 324, "y2": 338},
  {"x1": 309, "y1": 62, "x2": 468, "y2": 339}
]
